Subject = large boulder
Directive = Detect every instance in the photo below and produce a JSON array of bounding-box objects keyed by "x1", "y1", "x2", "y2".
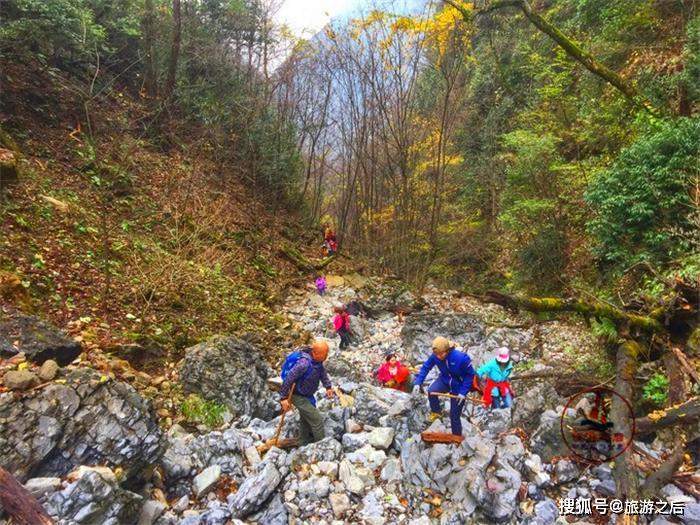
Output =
[
  {"x1": 0, "y1": 311, "x2": 82, "y2": 365},
  {"x1": 400, "y1": 313, "x2": 485, "y2": 365},
  {"x1": 0, "y1": 367, "x2": 164, "y2": 484},
  {"x1": 160, "y1": 427, "x2": 255, "y2": 487},
  {"x1": 43, "y1": 468, "x2": 143, "y2": 525},
  {"x1": 229, "y1": 448, "x2": 289, "y2": 519},
  {"x1": 179, "y1": 336, "x2": 277, "y2": 420}
]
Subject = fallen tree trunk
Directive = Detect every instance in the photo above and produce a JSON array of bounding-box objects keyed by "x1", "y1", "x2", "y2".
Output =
[
  {"x1": 640, "y1": 440, "x2": 686, "y2": 499},
  {"x1": 635, "y1": 397, "x2": 700, "y2": 436},
  {"x1": 611, "y1": 340, "x2": 640, "y2": 502},
  {"x1": 0, "y1": 466, "x2": 54, "y2": 524},
  {"x1": 484, "y1": 291, "x2": 663, "y2": 333}
]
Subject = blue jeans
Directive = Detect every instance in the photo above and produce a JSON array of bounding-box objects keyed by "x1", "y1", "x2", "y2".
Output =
[
  {"x1": 428, "y1": 376, "x2": 465, "y2": 436},
  {"x1": 491, "y1": 392, "x2": 512, "y2": 409}
]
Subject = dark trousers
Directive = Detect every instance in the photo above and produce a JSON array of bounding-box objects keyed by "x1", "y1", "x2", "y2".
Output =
[
  {"x1": 428, "y1": 377, "x2": 465, "y2": 436},
  {"x1": 338, "y1": 328, "x2": 351, "y2": 350},
  {"x1": 292, "y1": 394, "x2": 325, "y2": 445}
]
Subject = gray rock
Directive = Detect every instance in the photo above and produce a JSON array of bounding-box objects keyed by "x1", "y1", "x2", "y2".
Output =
[
  {"x1": 249, "y1": 493, "x2": 287, "y2": 525},
  {"x1": 380, "y1": 458, "x2": 402, "y2": 482},
  {"x1": 38, "y1": 359, "x2": 59, "y2": 381},
  {"x1": 297, "y1": 475, "x2": 331, "y2": 500},
  {"x1": 194, "y1": 465, "x2": 221, "y2": 498},
  {"x1": 329, "y1": 492, "x2": 351, "y2": 518},
  {"x1": 2, "y1": 369, "x2": 38, "y2": 390},
  {"x1": 533, "y1": 498, "x2": 559, "y2": 525},
  {"x1": 290, "y1": 437, "x2": 342, "y2": 465},
  {"x1": 342, "y1": 431, "x2": 370, "y2": 451},
  {"x1": 553, "y1": 459, "x2": 579, "y2": 484},
  {"x1": 173, "y1": 495, "x2": 190, "y2": 513},
  {"x1": 161, "y1": 427, "x2": 254, "y2": 485},
  {"x1": 43, "y1": 470, "x2": 142, "y2": 524},
  {"x1": 400, "y1": 313, "x2": 484, "y2": 364},
  {"x1": 346, "y1": 444, "x2": 387, "y2": 469},
  {"x1": 179, "y1": 336, "x2": 277, "y2": 420},
  {"x1": 0, "y1": 367, "x2": 164, "y2": 484},
  {"x1": 0, "y1": 312, "x2": 82, "y2": 365},
  {"x1": 368, "y1": 427, "x2": 395, "y2": 450},
  {"x1": 23, "y1": 477, "x2": 61, "y2": 498},
  {"x1": 530, "y1": 409, "x2": 568, "y2": 462},
  {"x1": 229, "y1": 449, "x2": 288, "y2": 518},
  {"x1": 138, "y1": 500, "x2": 166, "y2": 525},
  {"x1": 339, "y1": 459, "x2": 365, "y2": 494},
  {"x1": 681, "y1": 503, "x2": 700, "y2": 525}
]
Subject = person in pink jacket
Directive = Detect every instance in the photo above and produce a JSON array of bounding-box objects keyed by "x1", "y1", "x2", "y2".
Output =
[
  {"x1": 376, "y1": 352, "x2": 411, "y2": 392},
  {"x1": 332, "y1": 304, "x2": 352, "y2": 350}
]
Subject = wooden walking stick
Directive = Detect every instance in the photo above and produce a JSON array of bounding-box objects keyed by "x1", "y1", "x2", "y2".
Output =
[{"x1": 257, "y1": 384, "x2": 295, "y2": 454}]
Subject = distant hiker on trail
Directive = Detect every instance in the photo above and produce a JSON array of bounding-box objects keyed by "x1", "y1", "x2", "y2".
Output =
[
  {"x1": 315, "y1": 275, "x2": 327, "y2": 296},
  {"x1": 323, "y1": 223, "x2": 337, "y2": 256},
  {"x1": 279, "y1": 340, "x2": 336, "y2": 445},
  {"x1": 376, "y1": 352, "x2": 411, "y2": 392},
  {"x1": 476, "y1": 347, "x2": 514, "y2": 409},
  {"x1": 412, "y1": 336, "x2": 475, "y2": 436},
  {"x1": 332, "y1": 303, "x2": 352, "y2": 350}
]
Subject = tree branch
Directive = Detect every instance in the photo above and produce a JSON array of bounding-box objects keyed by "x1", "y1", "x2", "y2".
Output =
[
  {"x1": 449, "y1": 0, "x2": 658, "y2": 114},
  {"x1": 635, "y1": 397, "x2": 700, "y2": 436},
  {"x1": 483, "y1": 290, "x2": 664, "y2": 333},
  {"x1": 0, "y1": 466, "x2": 54, "y2": 525}
]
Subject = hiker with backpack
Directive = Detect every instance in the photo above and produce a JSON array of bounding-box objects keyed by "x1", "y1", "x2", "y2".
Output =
[
  {"x1": 476, "y1": 347, "x2": 514, "y2": 409},
  {"x1": 323, "y1": 224, "x2": 337, "y2": 256},
  {"x1": 332, "y1": 304, "x2": 352, "y2": 350},
  {"x1": 412, "y1": 336, "x2": 476, "y2": 436},
  {"x1": 279, "y1": 340, "x2": 336, "y2": 445}
]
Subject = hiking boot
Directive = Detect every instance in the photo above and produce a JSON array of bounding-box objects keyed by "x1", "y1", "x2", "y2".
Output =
[{"x1": 427, "y1": 412, "x2": 442, "y2": 423}]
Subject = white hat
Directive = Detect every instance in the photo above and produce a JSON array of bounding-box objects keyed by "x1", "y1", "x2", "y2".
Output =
[{"x1": 496, "y1": 347, "x2": 510, "y2": 363}]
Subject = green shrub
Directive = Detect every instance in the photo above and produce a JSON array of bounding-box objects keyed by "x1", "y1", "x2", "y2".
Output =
[
  {"x1": 586, "y1": 118, "x2": 700, "y2": 269},
  {"x1": 642, "y1": 373, "x2": 669, "y2": 407},
  {"x1": 181, "y1": 394, "x2": 226, "y2": 428}
]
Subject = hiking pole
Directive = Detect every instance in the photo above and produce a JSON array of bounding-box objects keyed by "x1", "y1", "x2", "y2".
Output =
[
  {"x1": 258, "y1": 384, "x2": 295, "y2": 454},
  {"x1": 428, "y1": 392, "x2": 482, "y2": 405}
]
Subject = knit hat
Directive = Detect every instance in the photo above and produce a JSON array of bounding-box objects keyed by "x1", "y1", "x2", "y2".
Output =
[
  {"x1": 496, "y1": 347, "x2": 510, "y2": 363},
  {"x1": 432, "y1": 336, "x2": 450, "y2": 353}
]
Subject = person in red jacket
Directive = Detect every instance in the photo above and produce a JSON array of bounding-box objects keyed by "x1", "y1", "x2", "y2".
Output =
[
  {"x1": 332, "y1": 304, "x2": 352, "y2": 350},
  {"x1": 376, "y1": 352, "x2": 411, "y2": 391}
]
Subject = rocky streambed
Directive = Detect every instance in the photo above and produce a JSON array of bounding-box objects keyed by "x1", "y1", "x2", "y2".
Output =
[{"x1": 1, "y1": 276, "x2": 697, "y2": 525}]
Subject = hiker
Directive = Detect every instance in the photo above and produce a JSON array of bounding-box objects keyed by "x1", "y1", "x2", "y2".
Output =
[
  {"x1": 279, "y1": 340, "x2": 336, "y2": 445},
  {"x1": 332, "y1": 304, "x2": 352, "y2": 350},
  {"x1": 323, "y1": 224, "x2": 337, "y2": 256},
  {"x1": 376, "y1": 352, "x2": 411, "y2": 392},
  {"x1": 315, "y1": 275, "x2": 327, "y2": 296},
  {"x1": 476, "y1": 347, "x2": 514, "y2": 409},
  {"x1": 412, "y1": 336, "x2": 475, "y2": 436}
]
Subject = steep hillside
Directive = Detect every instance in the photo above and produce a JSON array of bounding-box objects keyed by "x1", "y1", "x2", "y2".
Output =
[{"x1": 0, "y1": 60, "x2": 331, "y2": 371}]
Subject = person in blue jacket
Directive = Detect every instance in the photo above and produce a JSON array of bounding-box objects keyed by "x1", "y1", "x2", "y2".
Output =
[{"x1": 412, "y1": 336, "x2": 475, "y2": 436}]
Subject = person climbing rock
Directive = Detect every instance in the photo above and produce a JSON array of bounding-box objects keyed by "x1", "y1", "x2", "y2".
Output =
[
  {"x1": 476, "y1": 347, "x2": 515, "y2": 409},
  {"x1": 315, "y1": 275, "x2": 327, "y2": 296},
  {"x1": 332, "y1": 304, "x2": 352, "y2": 350},
  {"x1": 279, "y1": 340, "x2": 336, "y2": 445},
  {"x1": 412, "y1": 336, "x2": 475, "y2": 436},
  {"x1": 376, "y1": 352, "x2": 412, "y2": 392}
]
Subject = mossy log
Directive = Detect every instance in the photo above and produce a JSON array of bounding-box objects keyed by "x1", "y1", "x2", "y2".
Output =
[
  {"x1": 484, "y1": 291, "x2": 663, "y2": 333},
  {"x1": 636, "y1": 397, "x2": 700, "y2": 436},
  {"x1": 0, "y1": 466, "x2": 54, "y2": 524},
  {"x1": 279, "y1": 244, "x2": 336, "y2": 272},
  {"x1": 611, "y1": 340, "x2": 640, "y2": 502}
]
